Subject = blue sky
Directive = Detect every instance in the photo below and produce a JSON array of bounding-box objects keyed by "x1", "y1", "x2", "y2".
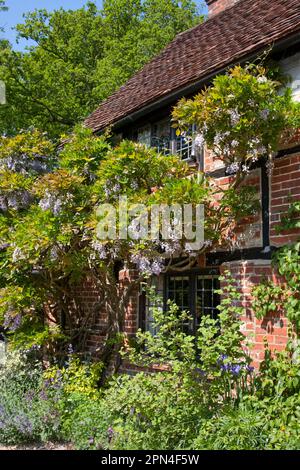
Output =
[
  {"x1": 1, "y1": 1, "x2": 103, "y2": 50},
  {"x1": 1, "y1": 1, "x2": 206, "y2": 51}
]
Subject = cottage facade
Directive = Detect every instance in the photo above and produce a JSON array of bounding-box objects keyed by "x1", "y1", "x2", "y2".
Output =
[{"x1": 84, "y1": 0, "x2": 300, "y2": 368}]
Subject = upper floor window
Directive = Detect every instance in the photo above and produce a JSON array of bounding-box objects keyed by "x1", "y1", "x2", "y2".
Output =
[
  {"x1": 136, "y1": 120, "x2": 201, "y2": 163},
  {"x1": 151, "y1": 119, "x2": 171, "y2": 156},
  {"x1": 175, "y1": 124, "x2": 197, "y2": 161}
]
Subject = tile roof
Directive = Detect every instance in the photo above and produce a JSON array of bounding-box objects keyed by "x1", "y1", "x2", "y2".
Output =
[{"x1": 85, "y1": 0, "x2": 300, "y2": 133}]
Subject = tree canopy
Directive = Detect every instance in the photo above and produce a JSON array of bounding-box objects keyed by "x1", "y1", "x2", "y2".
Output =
[{"x1": 0, "y1": 0, "x2": 203, "y2": 137}]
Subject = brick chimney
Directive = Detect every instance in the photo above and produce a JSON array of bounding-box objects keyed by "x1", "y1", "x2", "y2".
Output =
[{"x1": 206, "y1": 0, "x2": 239, "y2": 17}]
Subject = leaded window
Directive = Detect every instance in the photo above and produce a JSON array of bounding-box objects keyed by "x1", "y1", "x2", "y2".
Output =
[
  {"x1": 141, "y1": 270, "x2": 220, "y2": 335},
  {"x1": 135, "y1": 120, "x2": 200, "y2": 162},
  {"x1": 175, "y1": 124, "x2": 197, "y2": 161}
]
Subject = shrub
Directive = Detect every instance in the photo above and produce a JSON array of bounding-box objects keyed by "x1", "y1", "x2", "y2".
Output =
[
  {"x1": 193, "y1": 405, "x2": 268, "y2": 450},
  {"x1": 46, "y1": 355, "x2": 104, "y2": 441},
  {"x1": 60, "y1": 394, "x2": 109, "y2": 450},
  {"x1": 0, "y1": 350, "x2": 62, "y2": 444},
  {"x1": 65, "y1": 371, "x2": 208, "y2": 450}
]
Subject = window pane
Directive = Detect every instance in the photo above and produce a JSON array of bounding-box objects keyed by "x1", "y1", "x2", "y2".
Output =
[{"x1": 196, "y1": 275, "x2": 220, "y2": 327}]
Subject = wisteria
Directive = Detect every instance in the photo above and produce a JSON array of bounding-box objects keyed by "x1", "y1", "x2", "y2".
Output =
[
  {"x1": 0, "y1": 190, "x2": 32, "y2": 212},
  {"x1": 91, "y1": 241, "x2": 109, "y2": 259},
  {"x1": 257, "y1": 75, "x2": 268, "y2": 84},
  {"x1": 49, "y1": 246, "x2": 60, "y2": 262},
  {"x1": 159, "y1": 240, "x2": 181, "y2": 256},
  {"x1": 194, "y1": 133, "x2": 205, "y2": 148},
  {"x1": 213, "y1": 131, "x2": 230, "y2": 147},
  {"x1": 228, "y1": 108, "x2": 240, "y2": 126},
  {"x1": 3, "y1": 311, "x2": 22, "y2": 332},
  {"x1": 266, "y1": 157, "x2": 275, "y2": 176},
  {"x1": 130, "y1": 253, "x2": 164, "y2": 276},
  {"x1": 91, "y1": 240, "x2": 123, "y2": 261},
  {"x1": 39, "y1": 191, "x2": 73, "y2": 215},
  {"x1": 12, "y1": 247, "x2": 25, "y2": 263},
  {"x1": 241, "y1": 164, "x2": 250, "y2": 174},
  {"x1": 203, "y1": 239, "x2": 213, "y2": 248},
  {"x1": 0, "y1": 154, "x2": 50, "y2": 175},
  {"x1": 260, "y1": 109, "x2": 270, "y2": 120},
  {"x1": 131, "y1": 180, "x2": 139, "y2": 190},
  {"x1": 226, "y1": 162, "x2": 240, "y2": 175}
]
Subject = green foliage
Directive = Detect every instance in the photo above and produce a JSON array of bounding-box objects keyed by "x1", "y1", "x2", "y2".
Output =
[
  {"x1": 197, "y1": 274, "x2": 254, "y2": 403},
  {"x1": 0, "y1": 350, "x2": 62, "y2": 445},
  {"x1": 191, "y1": 341, "x2": 300, "y2": 450},
  {"x1": 0, "y1": 128, "x2": 218, "y2": 354},
  {"x1": 273, "y1": 242, "x2": 300, "y2": 330},
  {"x1": 95, "y1": 139, "x2": 190, "y2": 201},
  {"x1": 252, "y1": 280, "x2": 286, "y2": 319},
  {"x1": 279, "y1": 200, "x2": 300, "y2": 231},
  {"x1": 0, "y1": 1, "x2": 7, "y2": 33},
  {"x1": 173, "y1": 64, "x2": 300, "y2": 171},
  {"x1": 193, "y1": 405, "x2": 268, "y2": 450},
  {"x1": 65, "y1": 274, "x2": 254, "y2": 450},
  {"x1": 2, "y1": 278, "x2": 300, "y2": 449},
  {"x1": 128, "y1": 293, "x2": 197, "y2": 371},
  {"x1": 59, "y1": 125, "x2": 111, "y2": 179},
  {"x1": 0, "y1": 285, "x2": 65, "y2": 352},
  {"x1": 128, "y1": 275, "x2": 253, "y2": 405},
  {"x1": 44, "y1": 356, "x2": 103, "y2": 401},
  {"x1": 61, "y1": 395, "x2": 108, "y2": 450},
  {"x1": 255, "y1": 341, "x2": 300, "y2": 399},
  {"x1": 0, "y1": 1, "x2": 203, "y2": 137},
  {"x1": 57, "y1": 371, "x2": 207, "y2": 450},
  {"x1": 252, "y1": 239, "x2": 300, "y2": 331},
  {"x1": 0, "y1": 1, "x2": 7, "y2": 11},
  {"x1": 101, "y1": 372, "x2": 207, "y2": 450}
]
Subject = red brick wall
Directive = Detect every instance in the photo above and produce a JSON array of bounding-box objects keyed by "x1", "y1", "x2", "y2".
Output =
[
  {"x1": 204, "y1": 147, "x2": 224, "y2": 173},
  {"x1": 119, "y1": 269, "x2": 140, "y2": 337},
  {"x1": 209, "y1": 168, "x2": 263, "y2": 250},
  {"x1": 220, "y1": 260, "x2": 288, "y2": 369},
  {"x1": 73, "y1": 277, "x2": 108, "y2": 355},
  {"x1": 74, "y1": 270, "x2": 140, "y2": 356},
  {"x1": 270, "y1": 152, "x2": 300, "y2": 246}
]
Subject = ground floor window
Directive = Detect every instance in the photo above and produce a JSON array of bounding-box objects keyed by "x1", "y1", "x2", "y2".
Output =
[{"x1": 140, "y1": 269, "x2": 220, "y2": 335}]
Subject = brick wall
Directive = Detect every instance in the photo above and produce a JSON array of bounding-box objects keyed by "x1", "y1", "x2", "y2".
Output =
[
  {"x1": 270, "y1": 152, "x2": 300, "y2": 246},
  {"x1": 220, "y1": 260, "x2": 288, "y2": 368},
  {"x1": 74, "y1": 270, "x2": 140, "y2": 356},
  {"x1": 72, "y1": 277, "x2": 108, "y2": 355},
  {"x1": 204, "y1": 147, "x2": 224, "y2": 173},
  {"x1": 210, "y1": 168, "x2": 263, "y2": 250},
  {"x1": 119, "y1": 269, "x2": 140, "y2": 338}
]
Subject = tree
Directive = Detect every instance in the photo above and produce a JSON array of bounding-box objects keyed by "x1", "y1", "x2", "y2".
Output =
[
  {"x1": 0, "y1": 64, "x2": 298, "y2": 377},
  {"x1": 0, "y1": 1, "x2": 8, "y2": 33},
  {"x1": 0, "y1": 1, "x2": 203, "y2": 137}
]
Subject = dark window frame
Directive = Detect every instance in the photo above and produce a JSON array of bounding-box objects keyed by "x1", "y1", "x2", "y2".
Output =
[
  {"x1": 164, "y1": 268, "x2": 220, "y2": 335},
  {"x1": 139, "y1": 267, "x2": 220, "y2": 335}
]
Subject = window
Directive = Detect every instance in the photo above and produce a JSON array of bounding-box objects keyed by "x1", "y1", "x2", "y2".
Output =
[
  {"x1": 137, "y1": 125, "x2": 151, "y2": 147},
  {"x1": 151, "y1": 119, "x2": 172, "y2": 156},
  {"x1": 166, "y1": 272, "x2": 220, "y2": 334},
  {"x1": 141, "y1": 270, "x2": 220, "y2": 335},
  {"x1": 135, "y1": 120, "x2": 201, "y2": 162},
  {"x1": 141, "y1": 275, "x2": 164, "y2": 335}
]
